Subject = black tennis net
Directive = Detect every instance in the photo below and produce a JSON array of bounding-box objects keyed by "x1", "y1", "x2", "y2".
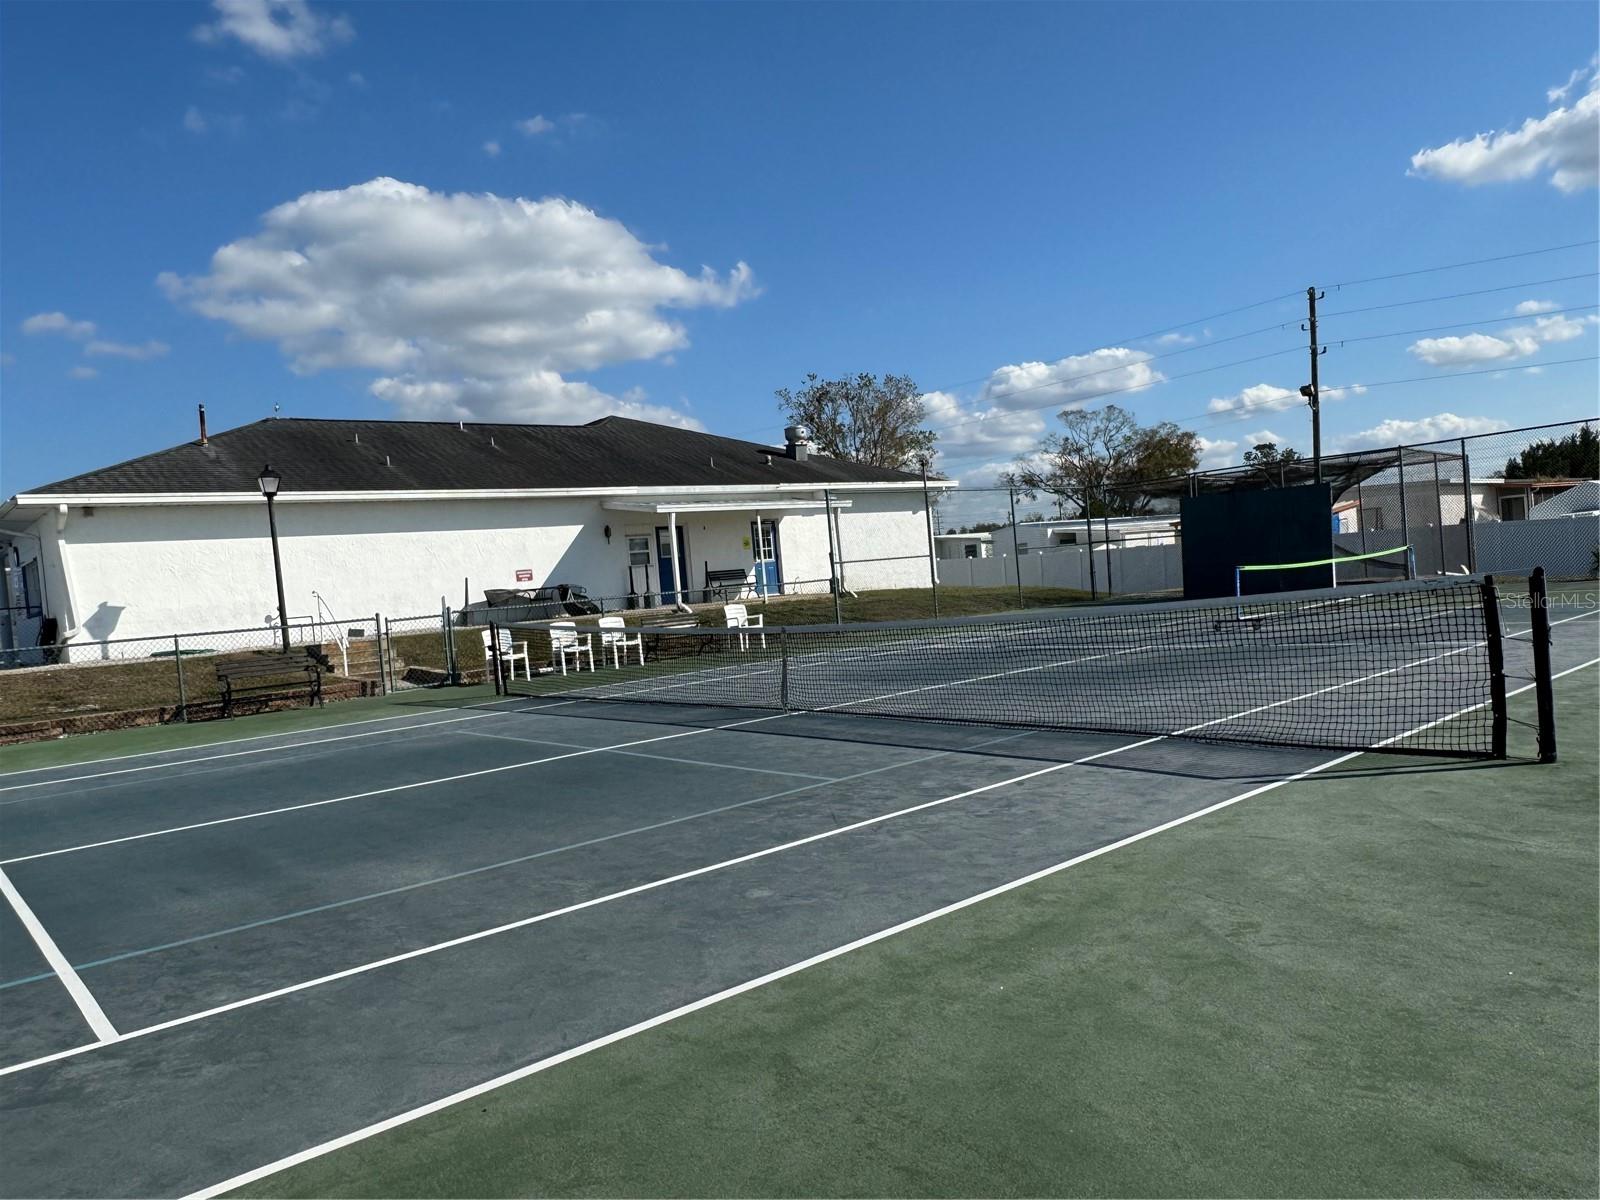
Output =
[{"x1": 492, "y1": 576, "x2": 1507, "y2": 758}]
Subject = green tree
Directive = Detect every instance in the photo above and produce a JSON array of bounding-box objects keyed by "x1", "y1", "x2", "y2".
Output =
[
  {"x1": 1503, "y1": 426, "x2": 1599, "y2": 480},
  {"x1": 774, "y1": 373, "x2": 935, "y2": 469},
  {"x1": 1006, "y1": 405, "x2": 1199, "y2": 515},
  {"x1": 1242, "y1": 442, "x2": 1304, "y2": 486}
]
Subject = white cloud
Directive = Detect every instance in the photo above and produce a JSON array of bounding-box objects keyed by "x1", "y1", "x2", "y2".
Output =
[
  {"x1": 516, "y1": 115, "x2": 555, "y2": 136},
  {"x1": 1513, "y1": 299, "x2": 1559, "y2": 315},
  {"x1": 1153, "y1": 332, "x2": 1195, "y2": 347},
  {"x1": 1410, "y1": 68, "x2": 1599, "y2": 192},
  {"x1": 1549, "y1": 60, "x2": 1595, "y2": 104},
  {"x1": 1408, "y1": 312, "x2": 1596, "y2": 366},
  {"x1": 205, "y1": 64, "x2": 247, "y2": 85},
  {"x1": 920, "y1": 390, "x2": 1046, "y2": 461},
  {"x1": 1206, "y1": 383, "x2": 1297, "y2": 417},
  {"x1": 159, "y1": 177, "x2": 757, "y2": 424},
  {"x1": 21, "y1": 311, "x2": 96, "y2": 339},
  {"x1": 482, "y1": 140, "x2": 501, "y2": 157},
  {"x1": 67, "y1": 366, "x2": 98, "y2": 381},
  {"x1": 1335, "y1": 413, "x2": 1510, "y2": 451},
  {"x1": 1408, "y1": 331, "x2": 1540, "y2": 366},
  {"x1": 1195, "y1": 436, "x2": 1239, "y2": 469},
  {"x1": 1243, "y1": 428, "x2": 1287, "y2": 448},
  {"x1": 85, "y1": 339, "x2": 170, "y2": 360},
  {"x1": 1521, "y1": 313, "x2": 1599, "y2": 344},
  {"x1": 982, "y1": 347, "x2": 1163, "y2": 411},
  {"x1": 183, "y1": 106, "x2": 209, "y2": 134},
  {"x1": 194, "y1": 0, "x2": 353, "y2": 62}
]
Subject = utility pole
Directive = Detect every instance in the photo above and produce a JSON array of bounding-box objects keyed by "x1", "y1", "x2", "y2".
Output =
[{"x1": 1302, "y1": 286, "x2": 1327, "y2": 485}]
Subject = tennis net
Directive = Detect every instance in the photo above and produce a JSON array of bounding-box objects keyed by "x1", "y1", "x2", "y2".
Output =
[{"x1": 492, "y1": 576, "x2": 1507, "y2": 758}]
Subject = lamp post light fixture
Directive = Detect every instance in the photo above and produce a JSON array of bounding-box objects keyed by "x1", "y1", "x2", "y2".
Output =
[{"x1": 257, "y1": 464, "x2": 291, "y2": 653}]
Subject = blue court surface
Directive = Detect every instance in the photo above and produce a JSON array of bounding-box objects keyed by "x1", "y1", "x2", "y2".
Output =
[{"x1": 0, "y1": 588, "x2": 1593, "y2": 1198}]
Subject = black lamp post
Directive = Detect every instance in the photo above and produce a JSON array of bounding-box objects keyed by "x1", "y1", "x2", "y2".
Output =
[{"x1": 258, "y1": 464, "x2": 291, "y2": 653}]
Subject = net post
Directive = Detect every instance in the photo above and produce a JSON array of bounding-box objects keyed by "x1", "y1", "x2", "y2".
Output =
[
  {"x1": 172, "y1": 635, "x2": 188, "y2": 722},
  {"x1": 779, "y1": 627, "x2": 789, "y2": 712},
  {"x1": 488, "y1": 621, "x2": 504, "y2": 695},
  {"x1": 1459, "y1": 438, "x2": 1476, "y2": 572},
  {"x1": 1529, "y1": 567, "x2": 1557, "y2": 763},
  {"x1": 1480, "y1": 575, "x2": 1508, "y2": 759}
]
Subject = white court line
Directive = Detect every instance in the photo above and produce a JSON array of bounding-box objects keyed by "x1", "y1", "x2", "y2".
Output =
[
  {"x1": 187, "y1": 663, "x2": 1600, "y2": 1200},
  {"x1": 188, "y1": 765, "x2": 1334, "y2": 1199},
  {"x1": 459, "y1": 727, "x2": 837, "y2": 781},
  {"x1": 0, "y1": 708, "x2": 791, "y2": 866},
  {"x1": 6, "y1": 662, "x2": 1593, "y2": 1088},
  {"x1": 0, "y1": 866, "x2": 119, "y2": 1043},
  {"x1": 0, "y1": 728, "x2": 1167, "y2": 1080},
  {"x1": 0, "y1": 698, "x2": 553, "y2": 795}
]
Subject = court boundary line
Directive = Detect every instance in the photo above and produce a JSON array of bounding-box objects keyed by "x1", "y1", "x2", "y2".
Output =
[
  {"x1": 0, "y1": 707, "x2": 799, "y2": 866},
  {"x1": 0, "y1": 698, "x2": 573, "y2": 797},
  {"x1": 0, "y1": 865, "x2": 119, "y2": 1043},
  {"x1": 187, "y1": 661, "x2": 1600, "y2": 1200},
  {"x1": 0, "y1": 731, "x2": 1034, "y2": 993},
  {"x1": 187, "y1": 755, "x2": 1336, "y2": 1199},
  {"x1": 3, "y1": 657, "x2": 1593, "y2": 1083}
]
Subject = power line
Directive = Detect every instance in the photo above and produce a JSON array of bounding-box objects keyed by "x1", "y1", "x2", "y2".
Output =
[
  {"x1": 1318, "y1": 273, "x2": 1599, "y2": 320},
  {"x1": 920, "y1": 304, "x2": 1595, "y2": 441},
  {"x1": 925, "y1": 344, "x2": 1306, "y2": 437},
  {"x1": 1321, "y1": 304, "x2": 1599, "y2": 349},
  {"x1": 1184, "y1": 356, "x2": 1598, "y2": 436},
  {"x1": 1326, "y1": 239, "x2": 1599, "y2": 290}
]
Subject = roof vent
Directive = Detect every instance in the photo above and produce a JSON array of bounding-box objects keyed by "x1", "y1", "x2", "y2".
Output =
[
  {"x1": 197, "y1": 404, "x2": 208, "y2": 446},
  {"x1": 784, "y1": 424, "x2": 812, "y2": 462}
]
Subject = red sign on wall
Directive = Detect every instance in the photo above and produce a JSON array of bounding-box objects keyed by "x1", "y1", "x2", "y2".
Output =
[{"x1": 515, "y1": 569, "x2": 533, "y2": 582}]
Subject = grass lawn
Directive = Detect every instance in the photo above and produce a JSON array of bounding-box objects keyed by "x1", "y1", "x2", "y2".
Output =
[{"x1": 233, "y1": 671, "x2": 1598, "y2": 1198}]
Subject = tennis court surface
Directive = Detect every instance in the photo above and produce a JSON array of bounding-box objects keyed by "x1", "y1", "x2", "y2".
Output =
[{"x1": 1, "y1": 577, "x2": 1594, "y2": 1197}]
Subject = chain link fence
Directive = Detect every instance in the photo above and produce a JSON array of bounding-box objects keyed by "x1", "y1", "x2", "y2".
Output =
[
  {"x1": 3, "y1": 420, "x2": 1590, "y2": 744},
  {"x1": 0, "y1": 613, "x2": 385, "y2": 742},
  {"x1": 1402, "y1": 419, "x2": 1598, "y2": 581}
]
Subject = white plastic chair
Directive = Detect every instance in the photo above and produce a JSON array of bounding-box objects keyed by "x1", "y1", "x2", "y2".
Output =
[
  {"x1": 598, "y1": 615, "x2": 644, "y2": 668},
  {"x1": 723, "y1": 603, "x2": 766, "y2": 651},
  {"x1": 482, "y1": 628, "x2": 531, "y2": 680},
  {"x1": 550, "y1": 620, "x2": 595, "y2": 674}
]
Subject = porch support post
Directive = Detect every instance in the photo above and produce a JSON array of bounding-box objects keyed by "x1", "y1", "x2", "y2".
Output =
[
  {"x1": 755, "y1": 510, "x2": 764, "y2": 599},
  {"x1": 665, "y1": 508, "x2": 678, "y2": 604}
]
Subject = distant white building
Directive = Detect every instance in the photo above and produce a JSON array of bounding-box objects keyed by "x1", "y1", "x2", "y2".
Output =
[
  {"x1": 933, "y1": 531, "x2": 993, "y2": 560},
  {"x1": 0, "y1": 414, "x2": 955, "y2": 657},
  {"x1": 993, "y1": 515, "x2": 1181, "y2": 558}
]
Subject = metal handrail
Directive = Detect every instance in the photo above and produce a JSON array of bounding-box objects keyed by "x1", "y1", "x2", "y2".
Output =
[{"x1": 310, "y1": 592, "x2": 349, "y2": 676}]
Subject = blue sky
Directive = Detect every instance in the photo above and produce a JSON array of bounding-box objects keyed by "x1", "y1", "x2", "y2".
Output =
[{"x1": 2, "y1": 1, "x2": 1596, "y2": 495}]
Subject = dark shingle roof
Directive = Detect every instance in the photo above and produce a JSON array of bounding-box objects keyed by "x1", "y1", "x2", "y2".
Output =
[{"x1": 25, "y1": 417, "x2": 921, "y2": 496}]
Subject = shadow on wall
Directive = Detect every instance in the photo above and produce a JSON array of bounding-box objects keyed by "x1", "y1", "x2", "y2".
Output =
[{"x1": 79, "y1": 602, "x2": 126, "y2": 657}]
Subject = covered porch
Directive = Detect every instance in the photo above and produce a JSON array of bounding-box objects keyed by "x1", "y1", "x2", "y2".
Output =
[{"x1": 601, "y1": 495, "x2": 851, "y2": 607}]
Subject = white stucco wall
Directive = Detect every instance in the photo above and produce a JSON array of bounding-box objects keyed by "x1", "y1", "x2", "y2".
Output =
[
  {"x1": 20, "y1": 485, "x2": 938, "y2": 645},
  {"x1": 829, "y1": 491, "x2": 935, "y2": 590}
]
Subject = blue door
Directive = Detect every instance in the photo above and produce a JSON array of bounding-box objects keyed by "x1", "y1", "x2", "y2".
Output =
[
  {"x1": 751, "y1": 519, "x2": 782, "y2": 596},
  {"x1": 655, "y1": 526, "x2": 691, "y2": 604}
]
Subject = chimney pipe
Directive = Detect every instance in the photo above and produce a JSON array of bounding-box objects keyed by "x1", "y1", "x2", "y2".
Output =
[
  {"x1": 784, "y1": 424, "x2": 812, "y2": 462},
  {"x1": 197, "y1": 404, "x2": 209, "y2": 445}
]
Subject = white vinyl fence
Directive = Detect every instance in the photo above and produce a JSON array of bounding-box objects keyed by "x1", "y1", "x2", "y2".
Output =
[{"x1": 935, "y1": 542, "x2": 1184, "y2": 596}]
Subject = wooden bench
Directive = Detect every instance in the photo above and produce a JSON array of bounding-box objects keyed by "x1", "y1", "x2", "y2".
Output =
[
  {"x1": 215, "y1": 652, "x2": 324, "y2": 717},
  {"x1": 704, "y1": 568, "x2": 749, "y2": 601}
]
